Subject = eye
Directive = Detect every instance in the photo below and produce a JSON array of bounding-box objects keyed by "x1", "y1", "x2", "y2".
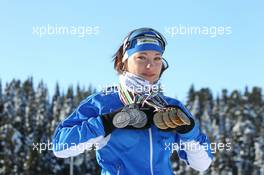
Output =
[
  {"x1": 137, "y1": 56, "x2": 146, "y2": 60},
  {"x1": 154, "y1": 57, "x2": 162, "y2": 61}
]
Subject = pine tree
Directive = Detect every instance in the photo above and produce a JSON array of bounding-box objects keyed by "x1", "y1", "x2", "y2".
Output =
[
  {"x1": 249, "y1": 87, "x2": 262, "y2": 106},
  {"x1": 187, "y1": 84, "x2": 195, "y2": 107},
  {"x1": 0, "y1": 79, "x2": 3, "y2": 114},
  {"x1": 0, "y1": 80, "x2": 23, "y2": 174},
  {"x1": 50, "y1": 83, "x2": 63, "y2": 136}
]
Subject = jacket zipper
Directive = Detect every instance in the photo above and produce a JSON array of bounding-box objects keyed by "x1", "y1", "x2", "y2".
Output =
[
  {"x1": 149, "y1": 128, "x2": 154, "y2": 175},
  {"x1": 117, "y1": 164, "x2": 120, "y2": 175}
]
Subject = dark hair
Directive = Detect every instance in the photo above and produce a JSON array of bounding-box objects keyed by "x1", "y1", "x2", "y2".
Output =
[
  {"x1": 112, "y1": 43, "x2": 168, "y2": 77},
  {"x1": 112, "y1": 44, "x2": 126, "y2": 74}
]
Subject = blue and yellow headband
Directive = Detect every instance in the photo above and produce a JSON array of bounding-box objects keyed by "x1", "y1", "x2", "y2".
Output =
[{"x1": 122, "y1": 28, "x2": 167, "y2": 62}]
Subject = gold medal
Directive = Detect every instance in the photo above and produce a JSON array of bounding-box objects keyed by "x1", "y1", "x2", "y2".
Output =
[
  {"x1": 168, "y1": 108, "x2": 185, "y2": 126},
  {"x1": 153, "y1": 111, "x2": 168, "y2": 129},
  {"x1": 162, "y1": 109, "x2": 178, "y2": 128},
  {"x1": 176, "y1": 109, "x2": 191, "y2": 125}
]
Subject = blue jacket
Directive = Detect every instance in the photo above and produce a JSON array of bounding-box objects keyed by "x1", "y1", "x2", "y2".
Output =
[{"x1": 52, "y1": 89, "x2": 213, "y2": 175}]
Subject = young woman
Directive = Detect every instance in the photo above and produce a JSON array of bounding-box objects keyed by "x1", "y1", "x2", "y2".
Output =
[{"x1": 52, "y1": 28, "x2": 213, "y2": 175}]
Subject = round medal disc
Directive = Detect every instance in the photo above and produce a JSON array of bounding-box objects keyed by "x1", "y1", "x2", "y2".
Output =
[
  {"x1": 128, "y1": 108, "x2": 142, "y2": 125},
  {"x1": 132, "y1": 111, "x2": 148, "y2": 128},
  {"x1": 176, "y1": 109, "x2": 191, "y2": 125},
  {"x1": 169, "y1": 108, "x2": 185, "y2": 126},
  {"x1": 153, "y1": 111, "x2": 169, "y2": 129},
  {"x1": 113, "y1": 111, "x2": 130, "y2": 128},
  {"x1": 162, "y1": 110, "x2": 178, "y2": 128}
]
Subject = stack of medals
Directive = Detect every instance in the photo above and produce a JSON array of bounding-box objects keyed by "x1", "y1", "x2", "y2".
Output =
[
  {"x1": 113, "y1": 83, "x2": 191, "y2": 130},
  {"x1": 139, "y1": 90, "x2": 192, "y2": 130},
  {"x1": 112, "y1": 84, "x2": 148, "y2": 128},
  {"x1": 153, "y1": 107, "x2": 191, "y2": 129}
]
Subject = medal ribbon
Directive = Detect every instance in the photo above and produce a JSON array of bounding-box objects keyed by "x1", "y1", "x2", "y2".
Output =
[{"x1": 118, "y1": 72, "x2": 168, "y2": 110}]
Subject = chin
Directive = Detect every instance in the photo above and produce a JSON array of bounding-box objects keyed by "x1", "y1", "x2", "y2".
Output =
[
  {"x1": 147, "y1": 77, "x2": 159, "y2": 84},
  {"x1": 138, "y1": 74, "x2": 159, "y2": 83}
]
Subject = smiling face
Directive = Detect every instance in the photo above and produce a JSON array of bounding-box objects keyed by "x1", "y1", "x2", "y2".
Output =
[{"x1": 125, "y1": 51, "x2": 163, "y2": 83}]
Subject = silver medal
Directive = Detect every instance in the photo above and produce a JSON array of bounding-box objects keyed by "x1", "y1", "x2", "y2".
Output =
[
  {"x1": 113, "y1": 111, "x2": 130, "y2": 128},
  {"x1": 128, "y1": 108, "x2": 142, "y2": 125},
  {"x1": 132, "y1": 111, "x2": 148, "y2": 128}
]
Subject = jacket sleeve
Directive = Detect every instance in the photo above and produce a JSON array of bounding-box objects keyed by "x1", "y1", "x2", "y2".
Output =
[
  {"x1": 175, "y1": 122, "x2": 213, "y2": 171},
  {"x1": 166, "y1": 97, "x2": 213, "y2": 171},
  {"x1": 52, "y1": 93, "x2": 107, "y2": 158}
]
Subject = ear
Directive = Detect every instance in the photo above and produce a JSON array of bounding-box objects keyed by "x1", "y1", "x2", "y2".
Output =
[{"x1": 159, "y1": 58, "x2": 169, "y2": 78}]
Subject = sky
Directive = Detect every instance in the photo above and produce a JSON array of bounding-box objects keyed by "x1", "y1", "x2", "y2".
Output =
[{"x1": 0, "y1": 0, "x2": 263, "y2": 102}]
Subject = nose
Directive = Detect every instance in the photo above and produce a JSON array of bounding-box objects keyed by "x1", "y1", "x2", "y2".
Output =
[{"x1": 145, "y1": 60, "x2": 154, "y2": 69}]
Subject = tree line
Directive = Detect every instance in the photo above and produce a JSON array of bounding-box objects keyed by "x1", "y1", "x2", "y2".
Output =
[{"x1": 0, "y1": 78, "x2": 263, "y2": 175}]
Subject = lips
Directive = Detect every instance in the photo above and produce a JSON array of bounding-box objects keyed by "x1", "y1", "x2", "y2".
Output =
[{"x1": 142, "y1": 73, "x2": 156, "y2": 77}]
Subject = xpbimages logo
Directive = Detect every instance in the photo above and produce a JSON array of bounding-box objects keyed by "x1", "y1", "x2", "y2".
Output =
[
  {"x1": 164, "y1": 24, "x2": 232, "y2": 38},
  {"x1": 32, "y1": 24, "x2": 100, "y2": 38},
  {"x1": 32, "y1": 140, "x2": 99, "y2": 153},
  {"x1": 164, "y1": 140, "x2": 232, "y2": 154},
  {"x1": 97, "y1": 83, "x2": 165, "y2": 95}
]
